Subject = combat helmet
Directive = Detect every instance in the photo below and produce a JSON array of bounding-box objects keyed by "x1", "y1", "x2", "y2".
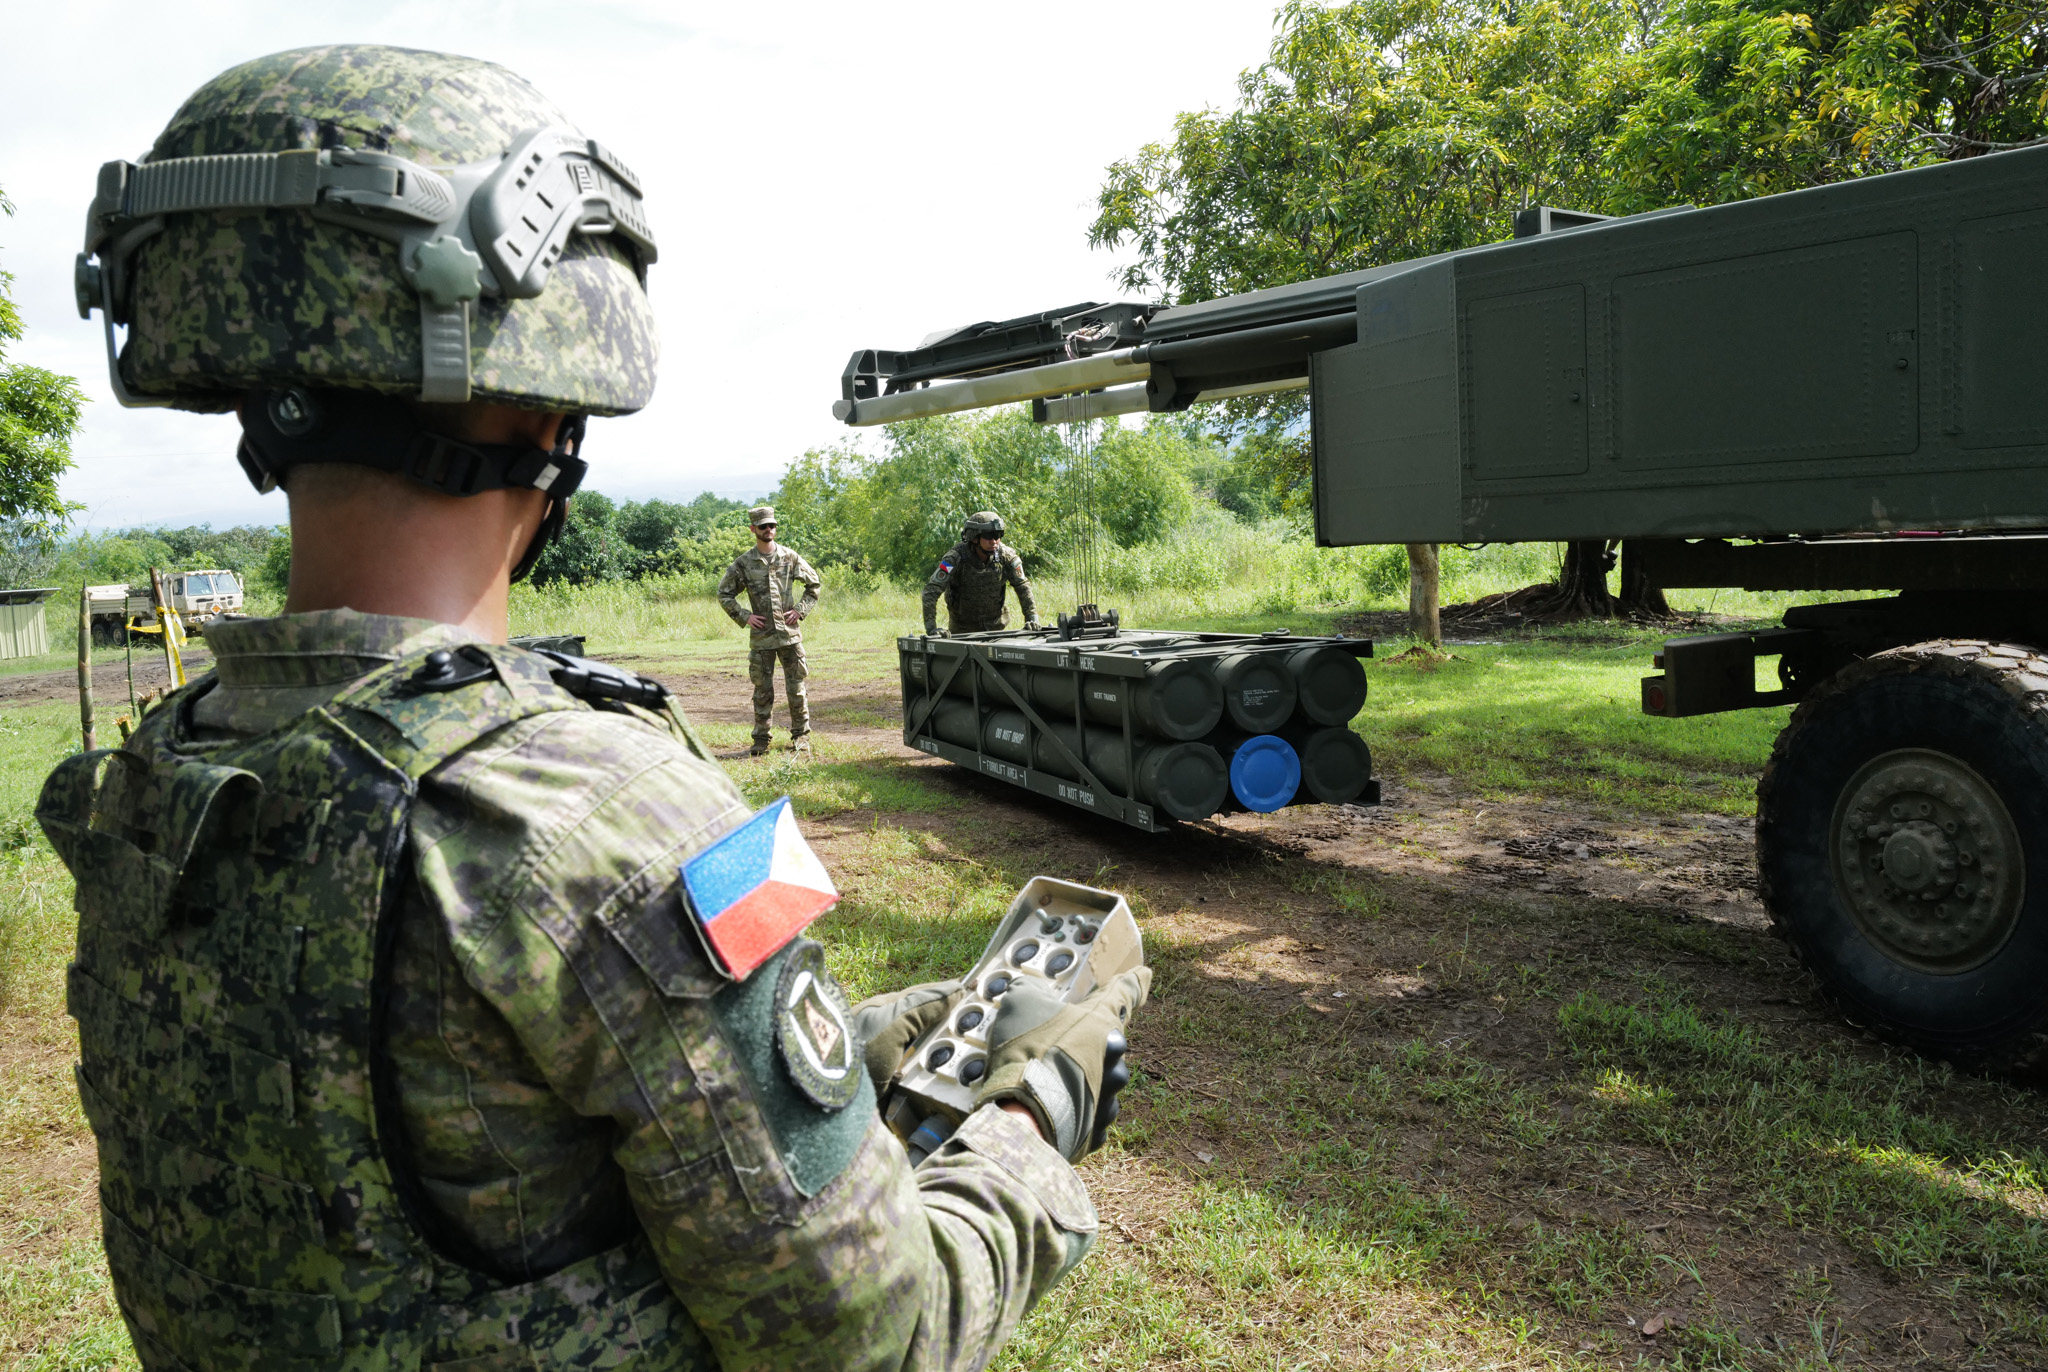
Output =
[
  {"x1": 74, "y1": 45, "x2": 660, "y2": 569},
  {"x1": 963, "y1": 510, "x2": 1005, "y2": 541}
]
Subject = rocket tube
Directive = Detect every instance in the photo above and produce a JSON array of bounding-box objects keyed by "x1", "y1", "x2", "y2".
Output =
[
  {"x1": 1281, "y1": 724, "x2": 1374, "y2": 804},
  {"x1": 1213, "y1": 651, "x2": 1298, "y2": 732},
  {"x1": 1024, "y1": 661, "x2": 1223, "y2": 741},
  {"x1": 1283, "y1": 644, "x2": 1367, "y2": 726}
]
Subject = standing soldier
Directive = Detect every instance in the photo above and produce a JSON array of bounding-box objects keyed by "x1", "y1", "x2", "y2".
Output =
[
  {"x1": 52, "y1": 45, "x2": 1146, "y2": 1371},
  {"x1": 922, "y1": 509, "x2": 1040, "y2": 636},
  {"x1": 718, "y1": 505, "x2": 821, "y2": 756}
]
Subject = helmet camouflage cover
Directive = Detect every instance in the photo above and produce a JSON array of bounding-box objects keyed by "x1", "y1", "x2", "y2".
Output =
[
  {"x1": 79, "y1": 45, "x2": 658, "y2": 414},
  {"x1": 963, "y1": 510, "x2": 1005, "y2": 539}
]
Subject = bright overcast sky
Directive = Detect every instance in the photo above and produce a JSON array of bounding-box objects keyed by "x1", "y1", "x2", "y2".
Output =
[{"x1": 0, "y1": 1, "x2": 1281, "y2": 533}]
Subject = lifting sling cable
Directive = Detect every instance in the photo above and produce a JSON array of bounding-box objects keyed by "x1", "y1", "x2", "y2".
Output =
[{"x1": 1059, "y1": 405, "x2": 1102, "y2": 610}]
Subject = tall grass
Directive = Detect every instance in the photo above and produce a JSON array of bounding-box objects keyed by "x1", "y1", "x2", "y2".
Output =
[
  {"x1": 506, "y1": 523, "x2": 1818, "y2": 652},
  {"x1": 6, "y1": 523, "x2": 1832, "y2": 678}
]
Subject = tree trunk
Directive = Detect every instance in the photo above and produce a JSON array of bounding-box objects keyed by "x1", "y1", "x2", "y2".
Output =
[
  {"x1": 1617, "y1": 540, "x2": 1672, "y2": 618},
  {"x1": 1551, "y1": 539, "x2": 1615, "y2": 617},
  {"x1": 1405, "y1": 542, "x2": 1441, "y2": 647}
]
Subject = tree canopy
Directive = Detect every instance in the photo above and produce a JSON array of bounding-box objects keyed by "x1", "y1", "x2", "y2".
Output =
[
  {"x1": 1606, "y1": 0, "x2": 2048, "y2": 207},
  {"x1": 0, "y1": 186, "x2": 86, "y2": 555},
  {"x1": 764, "y1": 411, "x2": 1210, "y2": 584},
  {"x1": 531, "y1": 491, "x2": 752, "y2": 587},
  {"x1": 1092, "y1": 0, "x2": 1638, "y2": 305},
  {"x1": 1090, "y1": 0, "x2": 2048, "y2": 508}
]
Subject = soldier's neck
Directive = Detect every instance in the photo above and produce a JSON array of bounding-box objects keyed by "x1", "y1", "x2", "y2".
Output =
[{"x1": 283, "y1": 467, "x2": 547, "y2": 641}]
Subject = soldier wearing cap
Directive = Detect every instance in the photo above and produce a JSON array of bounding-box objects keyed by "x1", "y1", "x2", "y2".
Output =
[
  {"x1": 717, "y1": 505, "x2": 821, "y2": 756},
  {"x1": 922, "y1": 510, "x2": 1040, "y2": 637},
  {"x1": 47, "y1": 45, "x2": 1147, "y2": 1372}
]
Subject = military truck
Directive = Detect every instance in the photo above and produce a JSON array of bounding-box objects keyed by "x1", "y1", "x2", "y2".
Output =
[
  {"x1": 86, "y1": 569, "x2": 244, "y2": 641},
  {"x1": 832, "y1": 143, "x2": 2048, "y2": 1072}
]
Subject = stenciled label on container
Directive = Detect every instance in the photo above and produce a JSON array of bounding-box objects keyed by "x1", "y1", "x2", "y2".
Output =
[
  {"x1": 991, "y1": 724, "x2": 1026, "y2": 746},
  {"x1": 1055, "y1": 783, "x2": 1097, "y2": 807},
  {"x1": 980, "y1": 758, "x2": 1027, "y2": 783}
]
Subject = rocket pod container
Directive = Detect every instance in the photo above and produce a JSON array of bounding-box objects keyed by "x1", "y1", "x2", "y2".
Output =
[{"x1": 900, "y1": 624, "x2": 1377, "y2": 831}]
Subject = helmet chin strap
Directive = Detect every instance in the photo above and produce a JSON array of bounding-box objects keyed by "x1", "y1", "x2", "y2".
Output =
[
  {"x1": 237, "y1": 387, "x2": 587, "y2": 584},
  {"x1": 511, "y1": 496, "x2": 569, "y2": 583}
]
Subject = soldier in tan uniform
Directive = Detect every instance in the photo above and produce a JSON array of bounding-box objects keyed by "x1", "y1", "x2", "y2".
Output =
[
  {"x1": 922, "y1": 510, "x2": 1040, "y2": 636},
  {"x1": 49, "y1": 45, "x2": 1148, "y2": 1372},
  {"x1": 717, "y1": 506, "x2": 821, "y2": 756}
]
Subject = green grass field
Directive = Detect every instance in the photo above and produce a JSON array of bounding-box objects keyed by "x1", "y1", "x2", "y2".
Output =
[{"x1": 1, "y1": 569, "x2": 2041, "y2": 1370}]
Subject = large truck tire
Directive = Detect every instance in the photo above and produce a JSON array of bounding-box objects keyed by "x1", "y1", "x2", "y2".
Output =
[{"x1": 1757, "y1": 640, "x2": 2048, "y2": 1073}]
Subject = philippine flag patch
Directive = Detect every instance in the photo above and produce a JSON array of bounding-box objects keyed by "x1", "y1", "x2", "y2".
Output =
[
  {"x1": 681, "y1": 798, "x2": 839, "y2": 980},
  {"x1": 938, "y1": 557, "x2": 955, "y2": 574}
]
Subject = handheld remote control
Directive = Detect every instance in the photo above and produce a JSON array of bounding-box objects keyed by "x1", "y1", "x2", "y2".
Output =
[{"x1": 882, "y1": 875, "x2": 1144, "y2": 1160}]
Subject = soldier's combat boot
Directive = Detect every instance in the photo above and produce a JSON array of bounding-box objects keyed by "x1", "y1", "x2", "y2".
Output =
[
  {"x1": 790, "y1": 733, "x2": 812, "y2": 754},
  {"x1": 749, "y1": 737, "x2": 772, "y2": 757}
]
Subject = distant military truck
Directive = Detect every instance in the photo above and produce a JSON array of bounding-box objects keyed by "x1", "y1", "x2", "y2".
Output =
[{"x1": 87, "y1": 570, "x2": 244, "y2": 641}]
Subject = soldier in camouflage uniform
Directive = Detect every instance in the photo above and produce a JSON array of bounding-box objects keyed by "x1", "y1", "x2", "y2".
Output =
[
  {"x1": 922, "y1": 511, "x2": 1040, "y2": 636},
  {"x1": 717, "y1": 506, "x2": 821, "y2": 756},
  {"x1": 50, "y1": 45, "x2": 1148, "y2": 1371}
]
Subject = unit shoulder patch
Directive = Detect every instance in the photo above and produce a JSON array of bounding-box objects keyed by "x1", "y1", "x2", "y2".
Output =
[
  {"x1": 772, "y1": 939, "x2": 860, "y2": 1111},
  {"x1": 937, "y1": 557, "x2": 955, "y2": 575}
]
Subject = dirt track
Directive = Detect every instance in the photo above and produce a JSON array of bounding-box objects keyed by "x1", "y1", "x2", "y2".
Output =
[
  {"x1": 633, "y1": 656, "x2": 1770, "y2": 931},
  {"x1": 0, "y1": 648, "x2": 213, "y2": 710}
]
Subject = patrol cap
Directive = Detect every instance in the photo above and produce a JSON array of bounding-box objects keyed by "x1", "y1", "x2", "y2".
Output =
[{"x1": 749, "y1": 505, "x2": 776, "y2": 527}]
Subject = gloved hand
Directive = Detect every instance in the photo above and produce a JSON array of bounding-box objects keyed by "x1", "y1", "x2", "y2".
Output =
[
  {"x1": 1024, "y1": 620, "x2": 1042, "y2": 632},
  {"x1": 850, "y1": 979, "x2": 966, "y2": 1096},
  {"x1": 975, "y1": 967, "x2": 1150, "y2": 1161},
  {"x1": 926, "y1": 626, "x2": 948, "y2": 638}
]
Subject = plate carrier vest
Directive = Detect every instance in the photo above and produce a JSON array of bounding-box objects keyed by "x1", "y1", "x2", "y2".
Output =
[{"x1": 37, "y1": 644, "x2": 713, "y2": 1371}]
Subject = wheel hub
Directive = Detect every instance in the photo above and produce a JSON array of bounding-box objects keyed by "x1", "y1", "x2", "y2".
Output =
[
  {"x1": 1879, "y1": 820, "x2": 1954, "y2": 893},
  {"x1": 1830, "y1": 748, "x2": 2025, "y2": 974}
]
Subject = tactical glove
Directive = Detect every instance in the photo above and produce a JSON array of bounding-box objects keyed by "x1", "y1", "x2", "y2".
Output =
[
  {"x1": 1024, "y1": 620, "x2": 1042, "y2": 631},
  {"x1": 850, "y1": 979, "x2": 966, "y2": 1096},
  {"x1": 926, "y1": 626, "x2": 948, "y2": 638},
  {"x1": 975, "y1": 967, "x2": 1150, "y2": 1161}
]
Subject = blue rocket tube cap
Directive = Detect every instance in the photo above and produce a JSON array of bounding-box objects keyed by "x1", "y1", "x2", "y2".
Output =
[{"x1": 1228, "y1": 734, "x2": 1300, "y2": 812}]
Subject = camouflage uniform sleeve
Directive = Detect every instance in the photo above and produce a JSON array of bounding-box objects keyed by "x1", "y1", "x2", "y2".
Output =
[
  {"x1": 921, "y1": 553, "x2": 954, "y2": 634},
  {"x1": 716, "y1": 556, "x2": 750, "y2": 625},
  {"x1": 793, "y1": 551, "x2": 822, "y2": 621},
  {"x1": 1004, "y1": 549, "x2": 1038, "y2": 625},
  {"x1": 412, "y1": 710, "x2": 1095, "y2": 1370}
]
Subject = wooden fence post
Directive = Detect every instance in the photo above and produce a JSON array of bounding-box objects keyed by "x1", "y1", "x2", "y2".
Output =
[{"x1": 77, "y1": 583, "x2": 97, "y2": 751}]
